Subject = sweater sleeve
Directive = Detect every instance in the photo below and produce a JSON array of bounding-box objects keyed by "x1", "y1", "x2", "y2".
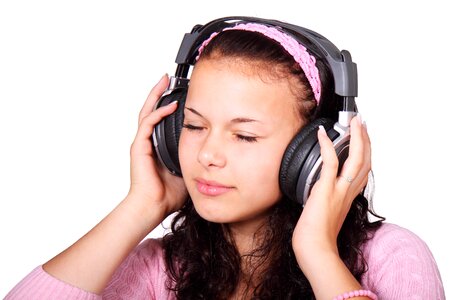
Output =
[
  {"x1": 4, "y1": 238, "x2": 174, "y2": 300},
  {"x1": 4, "y1": 266, "x2": 101, "y2": 300},
  {"x1": 361, "y1": 223, "x2": 445, "y2": 299}
]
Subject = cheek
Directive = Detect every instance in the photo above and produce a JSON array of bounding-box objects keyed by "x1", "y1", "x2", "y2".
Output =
[
  {"x1": 178, "y1": 131, "x2": 196, "y2": 174},
  {"x1": 235, "y1": 142, "x2": 287, "y2": 189}
]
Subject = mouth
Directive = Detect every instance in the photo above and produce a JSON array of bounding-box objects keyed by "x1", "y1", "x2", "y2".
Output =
[{"x1": 195, "y1": 178, "x2": 234, "y2": 196}]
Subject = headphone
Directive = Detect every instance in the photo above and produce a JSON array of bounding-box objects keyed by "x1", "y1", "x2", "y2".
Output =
[{"x1": 152, "y1": 16, "x2": 358, "y2": 206}]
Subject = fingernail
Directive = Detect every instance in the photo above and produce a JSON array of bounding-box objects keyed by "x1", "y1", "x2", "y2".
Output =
[
  {"x1": 159, "y1": 73, "x2": 168, "y2": 83},
  {"x1": 318, "y1": 125, "x2": 326, "y2": 133},
  {"x1": 356, "y1": 113, "x2": 368, "y2": 128},
  {"x1": 357, "y1": 113, "x2": 363, "y2": 124}
]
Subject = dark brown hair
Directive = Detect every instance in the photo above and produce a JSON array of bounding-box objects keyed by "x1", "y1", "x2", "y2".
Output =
[{"x1": 162, "y1": 29, "x2": 383, "y2": 299}]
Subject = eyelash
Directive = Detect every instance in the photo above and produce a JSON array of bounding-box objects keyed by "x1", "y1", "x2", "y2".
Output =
[
  {"x1": 182, "y1": 124, "x2": 258, "y2": 143},
  {"x1": 182, "y1": 124, "x2": 203, "y2": 131},
  {"x1": 236, "y1": 135, "x2": 257, "y2": 143}
]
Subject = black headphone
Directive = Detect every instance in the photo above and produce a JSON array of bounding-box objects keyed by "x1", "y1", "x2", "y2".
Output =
[{"x1": 152, "y1": 16, "x2": 358, "y2": 206}]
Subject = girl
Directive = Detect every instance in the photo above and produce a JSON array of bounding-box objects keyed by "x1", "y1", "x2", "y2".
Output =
[{"x1": 6, "y1": 17, "x2": 444, "y2": 299}]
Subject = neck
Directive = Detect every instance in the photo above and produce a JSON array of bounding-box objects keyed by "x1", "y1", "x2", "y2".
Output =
[
  {"x1": 227, "y1": 215, "x2": 268, "y2": 256},
  {"x1": 224, "y1": 216, "x2": 273, "y2": 299}
]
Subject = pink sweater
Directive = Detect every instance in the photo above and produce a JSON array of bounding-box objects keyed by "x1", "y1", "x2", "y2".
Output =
[{"x1": 5, "y1": 223, "x2": 445, "y2": 299}]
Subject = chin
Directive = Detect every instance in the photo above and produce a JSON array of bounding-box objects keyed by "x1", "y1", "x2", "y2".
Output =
[{"x1": 193, "y1": 202, "x2": 233, "y2": 223}]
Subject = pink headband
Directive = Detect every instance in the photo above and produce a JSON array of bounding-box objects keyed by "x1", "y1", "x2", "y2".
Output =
[{"x1": 196, "y1": 23, "x2": 321, "y2": 103}]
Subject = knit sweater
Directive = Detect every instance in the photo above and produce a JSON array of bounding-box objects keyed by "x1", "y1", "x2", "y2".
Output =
[{"x1": 5, "y1": 223, "x2": 445, "y2": 299}]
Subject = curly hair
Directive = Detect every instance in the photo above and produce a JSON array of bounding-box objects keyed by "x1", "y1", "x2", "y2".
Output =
[{"x1": 162, "y1": 29, "x2": 384, "y2": 299}]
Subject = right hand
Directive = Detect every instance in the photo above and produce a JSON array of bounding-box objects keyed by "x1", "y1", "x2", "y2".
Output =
[{"x1": 128, "y1": 74, "x2": 188, "y2": 219}]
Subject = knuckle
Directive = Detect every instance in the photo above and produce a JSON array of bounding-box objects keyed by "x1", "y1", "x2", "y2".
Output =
[
  {"x1": 141, "y1": 113, "x2": 156, "y2": 126},
  {"x1": 138, "y1": 111, "x2": 145, "y2": 122},
  {"x1": 130, "y1": 142, "x2": 138, "y2": 156},
  {"x1": 353, "y1": 159, "x2": 364, "y2": 171},
  {"x1": 328, "y1": 154, "x2": 339, "y2": 169}
]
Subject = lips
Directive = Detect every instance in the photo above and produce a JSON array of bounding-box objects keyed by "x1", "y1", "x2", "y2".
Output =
[{"x1": 195, "y1": 178, "x2": 234, "y2": 196}]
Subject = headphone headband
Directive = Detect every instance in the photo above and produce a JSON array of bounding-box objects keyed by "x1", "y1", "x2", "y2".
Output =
[
  {"x1": 196, "y1": 22, "x2": 322, "y2": 103},
  {"x1": 174, "y1": 16, "x2": 358, "y2": 109},
  {"x1": 153, "y1": 17, "x2": 360, "y2": 203}
]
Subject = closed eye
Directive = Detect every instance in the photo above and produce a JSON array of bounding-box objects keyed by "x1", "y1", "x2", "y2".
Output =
[
  {"x1": 183, "y1": 123, "x2": 258, "y2": 143},
  {"x1": 235, "y1": 134, "x2": 258, "y2": 143},
  {"x1": 182, "y1": 123, "x2": 204, "y2": 131}
]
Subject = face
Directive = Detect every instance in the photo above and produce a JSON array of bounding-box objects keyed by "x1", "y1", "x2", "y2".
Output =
[{"x1": 178, "y1": 58, "x2": 303, "y2": 231}]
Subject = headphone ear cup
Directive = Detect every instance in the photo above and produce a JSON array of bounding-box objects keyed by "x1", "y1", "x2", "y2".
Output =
[
  {"x1": 279, "y1": 118, "x2": 336, "y2": 204},
  {"x1": 152, "y1": 89, "x2": 187, "y2": 176}
]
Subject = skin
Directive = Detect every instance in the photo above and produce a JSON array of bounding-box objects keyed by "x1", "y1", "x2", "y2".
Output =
[
  {"x1": 179, "y1": 59, "x2": 301, "y2": 252},
  {"x1": 43, "y1": 57, "x2": 372, "y2": 299}
]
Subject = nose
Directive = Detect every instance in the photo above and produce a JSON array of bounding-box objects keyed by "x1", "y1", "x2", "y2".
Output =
[{"x1": 197, "y1": 131, "x2": 226, "y2": 169}]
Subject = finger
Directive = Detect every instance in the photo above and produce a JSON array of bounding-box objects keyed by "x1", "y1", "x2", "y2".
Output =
[
  {"x1": 352, "y1": 115, "x2": 372, "y2": 177},
  {"x1": 357, "y1": 121, "x2": 372, "y2": 190},
  {"x1": 138, "y1": 74, "x2": 169, "y2": 125},
  {"x1": 361, "y1": 121, "x2": 372, "y2": 170},
  {"x1": 338, "y1": 115, "x2": 368, "y2": 188},
  {"x1": 317, "y1": 125, "x2": 339, "y2": 184},
  {"x1": 132, "y1": 101, "x2": 178, "y2": 154}
]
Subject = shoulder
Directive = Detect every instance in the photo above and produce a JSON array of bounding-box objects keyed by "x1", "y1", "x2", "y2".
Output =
[
  {"x1": 362, "y1": 222, "x2": 430, "y2": 277},
  {"x1": 133, "y1": 238, "x2": 165, "y2": 262},
  {"x1": 361, "y1": 223, "x2": 445, "y2": 299},
  {"x1": 103, "y1": 238, "x2": 175, "y2": 299},
  {"x1": 363, "y1": 222, "x2": 427, "y2": 253},
  {"x1": 118, "y1": 238, "x2": 166, "y2": 275}
]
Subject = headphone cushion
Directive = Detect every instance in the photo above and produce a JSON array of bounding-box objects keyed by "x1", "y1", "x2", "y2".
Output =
[
  {"x1": 279, "y1": 118, "x2": 335, "y2": 202},
  {"x1": 157, "y1": 90, "x2": 187, "y2": 175}
]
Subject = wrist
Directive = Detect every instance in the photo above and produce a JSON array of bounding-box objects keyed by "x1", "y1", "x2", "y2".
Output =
[
  {"x1": 295, "y1": 248, "x2": 364, "y2": 300},
  {"x1": 122, "y1": 192, "x2": 167, "y2": 234},
  {"x1": 294, "y1": 234, "x2": 338, "y2": 266},
  {"x1": 295, "y1": 245, "x2": 340, "y2": 277}
]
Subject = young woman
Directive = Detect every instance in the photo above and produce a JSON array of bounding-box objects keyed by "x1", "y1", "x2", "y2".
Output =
[{"x1": 6, "y1": 17, "x2": 445, "y2": 300}]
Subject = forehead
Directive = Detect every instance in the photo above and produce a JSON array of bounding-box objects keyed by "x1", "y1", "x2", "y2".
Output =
[
  {"x1": 189, "y1": 57, "x2": 295, "y2": 96},
  {"x1": 197, "y1": 55, "x2": 288, "y2": 82},
  {"x1": 186, "y1": 59, "x2": 301, "y2": 126}
]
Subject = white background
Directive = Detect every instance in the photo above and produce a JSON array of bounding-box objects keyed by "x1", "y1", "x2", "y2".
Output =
[{"x1": 1, "y1": 0, "x2": 448, "y2": 296}]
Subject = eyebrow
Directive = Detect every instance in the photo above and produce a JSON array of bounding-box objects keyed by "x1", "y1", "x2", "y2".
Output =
[{"x1": 185, "y1": 107, "x2": 262, "y2": 124}]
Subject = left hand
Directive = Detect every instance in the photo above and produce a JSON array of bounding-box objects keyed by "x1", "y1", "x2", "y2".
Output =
[{"x1": 292, "y1": 115, "x2": 372, "y2": 262}]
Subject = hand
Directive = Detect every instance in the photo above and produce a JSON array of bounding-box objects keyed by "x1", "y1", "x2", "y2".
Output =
[
  {"x1": 42, "y1": 75, "x2": 188, "y2": 293},
  {"x1": 292, "y1": 115, "x2": 371, "y2": 260},
  {"x1": 128, "y1": 74, "x2": 188, "y2": 219}
]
